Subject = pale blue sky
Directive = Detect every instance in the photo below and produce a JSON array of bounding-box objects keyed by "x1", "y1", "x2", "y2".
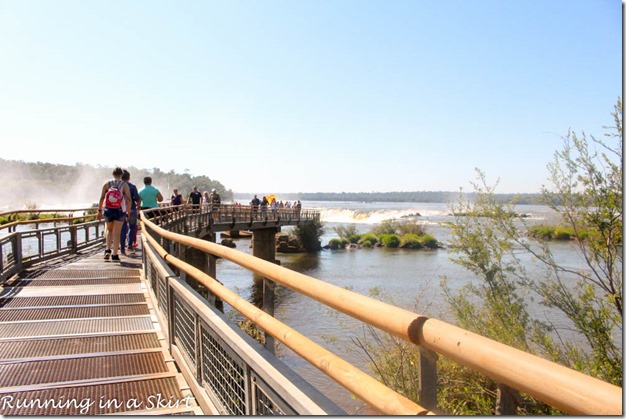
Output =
[{"x1": 0, "y1": 0, "x2": 621, "y2": 193}]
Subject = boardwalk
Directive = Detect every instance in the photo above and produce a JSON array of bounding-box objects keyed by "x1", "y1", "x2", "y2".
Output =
[{"x1": 0, "y1": 246, "x2": 202, "y2": 415}]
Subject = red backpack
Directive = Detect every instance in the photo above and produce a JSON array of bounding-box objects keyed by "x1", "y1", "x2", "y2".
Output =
[{"x1": 104, "y1": 180, "x2": 126, "y2": 210}]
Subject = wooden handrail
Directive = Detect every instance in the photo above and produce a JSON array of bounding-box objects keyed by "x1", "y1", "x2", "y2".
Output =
[
  {"x1": 142, "y1": 216, "x2": 622, "y2": 415},
  {"x1": 142, "y1": 220, "x2": 432, "y2": 415},
  {"x1": 0, "y1": 208, "x2": 97, "y2": 232},
  {"x1": 0, "y1": 216, "x2": 97, "y2": 231}
]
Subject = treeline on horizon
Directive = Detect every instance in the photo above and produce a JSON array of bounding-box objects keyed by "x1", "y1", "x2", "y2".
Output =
[
  {"x1": 3, "y1": 157, "x2": 542, "y2": 208},
  {"x1": 235, "y1": 191, "x2": 543, "y2": 205},
  {"x1": 1, "y1": 158, "x2": 232, "y2": 209}
]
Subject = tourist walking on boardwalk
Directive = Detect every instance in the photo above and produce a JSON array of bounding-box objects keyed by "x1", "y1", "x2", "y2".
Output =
[
  {"x1": 120, "y1": 170, "x2": 141, "y2": 255},
  {"x1": 202, "y1": 191, "x2": 210, "y2": 209},
  {"x1": 209, "y1": 188, "x2": 221, "y2": 207},
  {"x1": 261, "y1": 196, "x2": 268, "y2": 218},
  {"x1": 187, "y1": 186, "x2": 202, "y2": 213},
  {"x1": 295, "y1": 200, "x2": 302, "y2": 217},
  {"x1": 209, "y1": 188, "x2": 221, "y2": 220},
  {"x1": 171, "y1": 188, "x2": 183, "y2": 208},
  {"x1": 97, "y1": 167, "x2": 131, "y2": 262},
  {"x1": 139, "y1": 176, "x2": 163, "y2": 219},
  {"x1": 250, "y1": 194, "x2": 260, "y2": 218}
]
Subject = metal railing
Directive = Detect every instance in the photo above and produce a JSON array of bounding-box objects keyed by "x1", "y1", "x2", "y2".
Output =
[
  {"x1": 141, "y1": 213, "x2": 623, "y2": 416},
  {"x1": 142, "y1": 232, "x2": 345, "y2": 415},
  {"x1": 0, "y1": 219, "x2": 106, "y2": 282},
  {"x1": 143, "y1": 203, "x2": 319, "y2": 233},
  {"x1": 0, "y1": 208, "x2": 97, "y2": 233}
]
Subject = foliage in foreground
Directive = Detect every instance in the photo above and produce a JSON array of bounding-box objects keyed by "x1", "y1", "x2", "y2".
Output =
[
  {"x1": 352, "y1": 99, "x2": 622, "y2": 414},
  {"x1": 440, "y1": 99, "x2": 623, "y2": 411}
]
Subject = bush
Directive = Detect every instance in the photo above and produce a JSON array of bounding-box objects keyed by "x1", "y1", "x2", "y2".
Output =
[
  {"x1": 419, "y1": 234, "x2": 439, "y2": 249},
  {"x1": 358, "y1": 233, "x2": 379, "y2": 246},
  {"x1": 529, "y1": 225, "x2": 580, "y2": 241},
  {"x1": 361, "y1": 240, "x2": 374, "y2": 248},
  {"x1": 380, "y1": 234, "x2": 401, "y2": 248},
  {"x1": 328, "y1": 238, "x2": 349, "y2": 250},
  {"x1": 333, "y1": 224, "x2": 359, "y2": 239},
  {"x1": 398, "y1": 220, "x2": 425, "y2": 236},
  {"x1": 553, "y1": 228, "x2": 572, "y2": 240},
  {"x1": 400, "y1": 234, "x2": 423, "y2": 249},
  {"x1": 370, "y1": 220, "x2": 399, "y2": 236},
  {"x1": 529, "y1": 225, "x2": 555, "y2": 240},
  {"x1": 347, "y1": 234, "x2": 361, "y2": 244}
]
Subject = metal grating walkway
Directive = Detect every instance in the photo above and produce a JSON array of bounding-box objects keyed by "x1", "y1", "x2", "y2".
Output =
[{"x1": 0, "y1": 247, "x2": 204, "y2": 415}]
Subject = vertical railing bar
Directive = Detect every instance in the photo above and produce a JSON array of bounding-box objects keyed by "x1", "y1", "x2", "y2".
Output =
[
  {"x1": 38, "y1": 231, "x2": 44, "y2": 259},
  {"x1": 56, "y1": 228, "x2": 62, "y2": 254},
  {"x1": 15, "y1": 233, "x2": 23, "y2": 274},
  {"x1": 0, "y1": 239, "x2": 4, "y2": 274},
  {"x1": 196, "y1": 305, "x2": 202, "y2": 382},
  {"x1": 246, "y1": 365, "x2": 253, "y2": 415},
  {"x1": 168, "y1": 275, "x2": 175, "y2": 353}
]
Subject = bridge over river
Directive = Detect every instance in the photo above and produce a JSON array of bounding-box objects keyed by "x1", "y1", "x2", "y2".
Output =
[{"x1": 0, "y1": 205, "x2": 621, "y2": 415}]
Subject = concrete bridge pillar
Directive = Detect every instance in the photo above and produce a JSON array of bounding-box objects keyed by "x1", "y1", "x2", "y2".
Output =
[
  {"x1": 252, "y1": 227, "x2": 278, "y2": 354},
  {"x1": 252, "y1": 227, "x2": 278, "y2": 262}
]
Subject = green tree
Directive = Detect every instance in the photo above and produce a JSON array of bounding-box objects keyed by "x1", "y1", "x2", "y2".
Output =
[
  {"x1": 534, "y1": 97, "x2": 622, "y2": 383},
  {"x1": 290, "y1": 218, "x2": 325, "y2": 252},
  {"x1": 356, "y1": 99, "x2": 622, "y2": 415},
  {"x1": 440, "y1": 99, "x2": 622, "y2": 412}
]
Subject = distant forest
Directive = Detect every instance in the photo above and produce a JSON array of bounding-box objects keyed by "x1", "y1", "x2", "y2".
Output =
[
  {"x1": 2, "y1": 158, "x2": 542, "y2": 210},
  {"x1": 0, "y1": 158, "x2": 232, "y2": 210},
  {"x1": 234, "y1": 191, "x2": 542, "y2": 205}
]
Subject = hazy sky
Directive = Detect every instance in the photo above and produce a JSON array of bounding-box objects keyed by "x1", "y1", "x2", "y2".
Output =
[{"x1": 0, "y1": 0, "x2": 621, "y2": 194}]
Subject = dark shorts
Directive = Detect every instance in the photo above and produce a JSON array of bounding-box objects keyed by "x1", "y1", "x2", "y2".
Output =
[{"x1": 103, "y1": 208, "x2": 125, "y2": 222}]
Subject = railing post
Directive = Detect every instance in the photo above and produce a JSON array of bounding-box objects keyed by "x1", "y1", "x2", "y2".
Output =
[
  {"x1": 163, "y1": 237, "x2": 171, "y2": 255},
  {"x1": 14, "y1": 233, "x2": 23, "y2": 273},
  {"x1": 203, "y1": 232, "x2": 223, "y2": 313},
  {"x1": 56, "y1": 228, "x2": 62, "y2": 253},
  {"x1": 496, "y1": 383, "x2": 519, "y2": 415},
  {"x1": 418, "y1": 346, "x2": 439, "y2": 410},
  {"x1": 263, "y1": 279, "x2": 276, "y2": 355},
  {"x1": 183, "y1": 208, "x2": 190, "y2": 236},
  {"x1": 70, "y1": 225, "x2": 78, "y2": 254}
]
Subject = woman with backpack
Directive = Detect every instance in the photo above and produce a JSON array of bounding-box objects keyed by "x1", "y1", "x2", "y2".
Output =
[{"x1": 97, "y1": 167, "x2": 131, "y2": 262}]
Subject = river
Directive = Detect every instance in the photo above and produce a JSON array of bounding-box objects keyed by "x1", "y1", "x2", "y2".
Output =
[{"x1": 217, "y1": 200, "x2": 591, "y2": 414}]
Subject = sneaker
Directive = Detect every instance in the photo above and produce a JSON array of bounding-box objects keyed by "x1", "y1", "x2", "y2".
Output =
[
  {"x1": 121, "y1": 251, "x2": 127, "y2": 256},
  {"x1": 111, "y1": 254, "x2": 120, "y2": 262},
  {"x1": 129, "y1": 248, "x2": 136, "y2": 254},
  {"x1": 104, "y1": 250, "x2": 111, "y2": 260}
]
